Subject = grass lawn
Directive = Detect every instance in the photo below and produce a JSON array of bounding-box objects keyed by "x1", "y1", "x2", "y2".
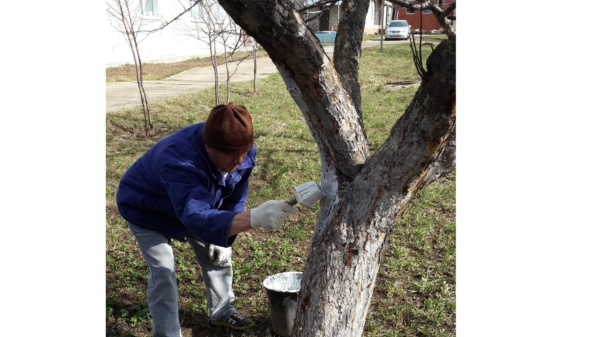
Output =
[{"x1": 106, "y1": 41, "x2": 455, "y2": 337}]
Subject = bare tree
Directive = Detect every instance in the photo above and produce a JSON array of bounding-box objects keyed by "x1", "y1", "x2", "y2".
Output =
[
  {"x1": 214, "y1": 6, "x2": 248, "y2": 103},
  {"x1": 176, "y1": 0, "x2": 249, "y2": 105},
  {"x1": 216, "y1": 0, "x2": 456, "y2": 336},
  {"x1": 107, "y1": 0, "x2": 154, "y2": 137}
]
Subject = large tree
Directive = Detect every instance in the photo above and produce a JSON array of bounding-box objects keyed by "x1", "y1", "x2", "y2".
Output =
[{"x1": 217, "y1": 0, "x2": 456, "y2": 335}]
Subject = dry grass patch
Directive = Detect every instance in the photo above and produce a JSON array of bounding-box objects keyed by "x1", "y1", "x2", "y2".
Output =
[{"x1": 106, "y1": 50, "x2": 269, "y2": 82}]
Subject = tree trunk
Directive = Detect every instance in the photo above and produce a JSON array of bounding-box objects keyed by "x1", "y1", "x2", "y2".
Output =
[
  {"x1": 108, "y1": 0, "x2": 153, "y2": 137},
  {"x1": 296, "y1": 39, "x2": 455, "y2": 336},
  {"x1": 208, "y1": 35, "x2": 221, "y2": 105},
  {"x1": 131, "y1": 36, "x2": 153, "y2": 137},
  {"x1": 224, "y1": 48, "x2": 231, "y2": 103},
  {"x1": 253, "y1": 38, "x2": 258, "y2": 96},
  {"x1": 332, "y1": 0, "x2": 371, "y2": 136},
  {"x1": 218, "y1": 1, "x2": 455, "y2": 335},
  {"x1": 220, "y1": 0, "x2": 370, "y2": 182}
]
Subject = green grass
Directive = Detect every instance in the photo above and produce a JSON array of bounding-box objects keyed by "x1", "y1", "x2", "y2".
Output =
[
  {"x1": 106, "y1": 43, "x2": 454, "y2": 337},
  {"x1": 419, "y1": 34, "x2": 449, "y2": 41},
  {"x1": 363, "y1": 33, "x2": 448, "y2": 42}
]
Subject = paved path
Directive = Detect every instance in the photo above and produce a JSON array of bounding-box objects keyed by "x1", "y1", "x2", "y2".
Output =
[
  {"x1": 106, "y1": 55, "x2": 279, "y2": 112},
  {"x1": 105, "y1": 38, "x2": 423, "y2": 113}
]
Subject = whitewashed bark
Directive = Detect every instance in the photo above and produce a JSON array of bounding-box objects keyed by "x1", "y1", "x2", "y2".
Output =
[
  {"x1": 297, "y1": 40, "x2": 455, "y2": 336},
  {"x1": 218, "y1": 1, "x2": 456, "y2": 335}
]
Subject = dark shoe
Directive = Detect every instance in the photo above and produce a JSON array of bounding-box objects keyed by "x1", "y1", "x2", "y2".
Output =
[{"x1": 210, "y1": 312, "x2": 255, "y2": 330}]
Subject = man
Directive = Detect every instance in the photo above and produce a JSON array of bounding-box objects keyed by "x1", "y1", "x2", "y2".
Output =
[{"x1": 116, "y1": 102, "x2": 296, "y2": 336}]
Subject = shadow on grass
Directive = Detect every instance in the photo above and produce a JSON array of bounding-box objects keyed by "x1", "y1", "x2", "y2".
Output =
[
  {"x1": 180, "y1": 305, "x2": 276, "y2": 337},
  {"x1": 106, "y1": 298, "x2": 151, "y2": 337},
  {"x1": 106, "y1": 296, "x2": 277, "y2": 337}
]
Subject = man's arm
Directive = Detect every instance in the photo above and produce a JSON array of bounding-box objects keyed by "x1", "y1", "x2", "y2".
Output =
[
  {"x1": 229, "y1": 210, "x2": 252, "y2": 236},
  {"x1": 229, "y1": 201, "x2": 297, "y2": 237}
]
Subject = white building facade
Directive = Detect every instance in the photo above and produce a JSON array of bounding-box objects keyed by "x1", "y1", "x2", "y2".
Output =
[
  {"x1": 106, "y1": 0, "x2": 232, "y2": 68},
  {"x1": 106, "y1": 0, "x2": 393, "y2": 68},
  {"x1": 364, "y1": 0, "x2": 394, "y2": 34},
  {"x1": 315, "y1": 1, "x2": 393, "y2": 35}
]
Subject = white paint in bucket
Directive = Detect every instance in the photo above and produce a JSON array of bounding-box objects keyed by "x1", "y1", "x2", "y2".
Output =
[
  {"x1": 263, "y1": 272, "x2": 303, "y2": 336},
  {"x1": 262, "y1": 271, "x2": 302, "y2": 293}
]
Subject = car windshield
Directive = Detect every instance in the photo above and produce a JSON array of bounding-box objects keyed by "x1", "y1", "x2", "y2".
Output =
[{"x1": 388, "y1": 21, "x2": 408, "y2": 27}]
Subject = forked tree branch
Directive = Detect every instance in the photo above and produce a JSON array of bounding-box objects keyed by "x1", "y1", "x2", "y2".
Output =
[
  {"x1": 297, "y1": 0, "x2": 338, "y2": 12},
  {"x1": 293, "y1": 0, "x2": 338, "y2": 25}
]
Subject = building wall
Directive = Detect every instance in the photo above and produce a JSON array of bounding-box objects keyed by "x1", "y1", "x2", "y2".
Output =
[
  {"x1": 363, "y1": 1, "x2": 393, "y2": 35},
  {"x1": 315, "y1": 1, "x2": 376, "y2": 34},
  {"x1": 106, "y1": 0, "x2": 229, "y2": 68},
  {"x1": 319, "y1": 9, "x2": 330, "y2": 31},
  {"x1": 319, "y1": 0, "x2": 396, "y2": 35},
  {"x1": 106, "y1": 0, "x2": 420, "y2": 68},
  {"x1": 393, "y1": 1, "x2": 455, "y2": 32},
  {"x1": 329, "y1": 5, "x2": 341, "y2": 31},
  {"x1": 363, "y1": 1, "x2": 375, "y2": 34}
]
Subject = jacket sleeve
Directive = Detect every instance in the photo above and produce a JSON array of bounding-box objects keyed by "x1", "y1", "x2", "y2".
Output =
[{"x1": 160, "y1": 161, "x2": 236, "y2": 247}]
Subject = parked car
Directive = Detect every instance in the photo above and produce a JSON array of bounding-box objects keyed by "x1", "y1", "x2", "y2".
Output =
[{"x1": 384, "y1": 20, "x2": 411, "y2": 40}]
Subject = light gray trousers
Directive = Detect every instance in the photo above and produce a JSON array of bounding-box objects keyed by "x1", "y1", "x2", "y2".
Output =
[{"x1": 128, "y1": 223, "x2": 236, "y2": 337}]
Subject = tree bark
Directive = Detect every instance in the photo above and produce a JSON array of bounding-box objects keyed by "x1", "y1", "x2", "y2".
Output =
[
  {"x1": 220, "y1": 0, "x2": 370, "y2": 184},
  {"x1": 218, "y1": 1, "x2": 455, "y2": 335},
  {"x1": 296, "y1": 39, "x2": 455, "y2": 336},
  {"x1": 332, "y1": 0, "x2": 370, "y2": 136}
]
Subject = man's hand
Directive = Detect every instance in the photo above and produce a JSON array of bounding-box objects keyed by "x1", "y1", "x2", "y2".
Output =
[
  {"x1": 208, "y1": 244, "x2": 231, "y2": 266},
  {"x1": 250, "y1": 200, "x2": 297, "y2": 229}
]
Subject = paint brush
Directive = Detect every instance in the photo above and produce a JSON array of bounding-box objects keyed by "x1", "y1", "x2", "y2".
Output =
[{"x1": 285, "y1": 181, "x2": 325, "y2": 207}]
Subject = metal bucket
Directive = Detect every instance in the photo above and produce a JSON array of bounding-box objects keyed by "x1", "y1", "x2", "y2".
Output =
[{"x1": 262, "y1": 272, "x2": 303, "y2": 337}]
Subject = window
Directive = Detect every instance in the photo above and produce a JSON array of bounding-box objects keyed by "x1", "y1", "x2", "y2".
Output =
[
  {"x1": 190, "y1": 1, "x2": 226, "y2": 22},
  {"x1": 423, "y1": 9, "x2": 432, "y2": 14},
  {"x1": 214, "y1": 3, "x2": 226, "y2": 21},
  {"x1": 140, "y1": 0, "x2": 159, "y2": 17},
  {"x1": 190, "y1": 0, "x2": 202, "y2": 20},
  {"x1": 407, "y1": 0, "x2": 415, "y2": 14},
  {"x1": 388, "y1": 21, "x2": 408, "y2": 27}
]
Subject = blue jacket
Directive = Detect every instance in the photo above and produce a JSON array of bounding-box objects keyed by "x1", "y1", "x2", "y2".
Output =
[{"x1": 116, "y1": 122, "x2": 256, "y2": 247}]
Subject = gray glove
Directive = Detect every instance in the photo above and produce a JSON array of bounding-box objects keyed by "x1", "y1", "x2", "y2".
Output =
[
  {"x1": 208, "y1": 244, "x2": 231, "y2": 266},
  {"x1": 250, "y1": 200, "x2": 297, "y2": 229}
]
